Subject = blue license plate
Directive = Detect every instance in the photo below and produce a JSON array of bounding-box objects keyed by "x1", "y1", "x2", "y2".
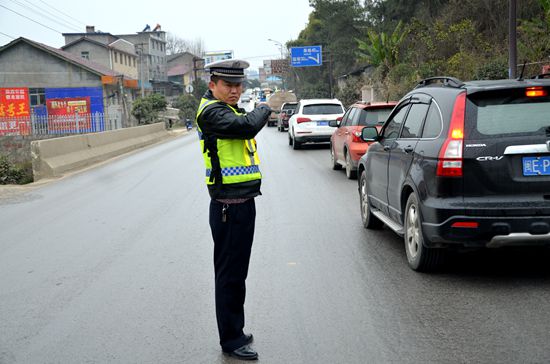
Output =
[
  {"x1": 523, "y1": 156, "x2": 550, "y2": 176},
  {"x1": 317, "y1": 121, "x2": 328, "y2": 126}
]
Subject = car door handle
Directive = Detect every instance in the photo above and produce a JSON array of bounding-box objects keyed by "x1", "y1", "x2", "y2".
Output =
[
  {"x1": 404, "y1": 146, "x2": 414, "y2": 153},
  {"x1": 383, "y1": 145, "x2": 391, "y2": 151},
  {"x1": 344, "y1": 132, "x2": 350, "y2": 135}
]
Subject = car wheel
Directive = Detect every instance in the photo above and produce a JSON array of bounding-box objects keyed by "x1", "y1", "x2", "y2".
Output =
[
  {"x1": 345, "y1": 150, "x2": 357, "y2": 179},
  {"x1": 404, "y1": 193, "x2": 446, "y2": 272},
  {"x1": 331, "y1": 145, "x2": 342, "y2": 170},
  {"x1": 293, "y1": 138, "x2": 301, "y2": 150},
  {"x1": 359, "y1": 170, "x2": 383, "y2": 229},
  {"x1": 288, "y1": 132, "x2": 292, "y2": 146}
]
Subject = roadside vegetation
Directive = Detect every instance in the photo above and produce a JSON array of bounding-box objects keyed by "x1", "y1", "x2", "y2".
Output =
[
  {"x1": 287, "y1": 0, "x2": 550, "y2": 104},
  {"x1": 0, "y1": 155, "x2": 33, "y2": 185}
]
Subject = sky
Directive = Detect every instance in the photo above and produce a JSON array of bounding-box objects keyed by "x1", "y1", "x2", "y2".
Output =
[{"x1": 0, "y1": 0, "x2": 313, "y2": 70}]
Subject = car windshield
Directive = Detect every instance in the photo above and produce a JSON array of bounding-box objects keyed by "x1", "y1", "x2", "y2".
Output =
[
  {"x1": 468, "y1": 90, "x2": 550, "y2": 136},
  {"x1": 303, "y1": 104, "x2": 343, "y2": 115},
  {"x1": 358, "y1": 108, "x2": 393, "y2": 126}
]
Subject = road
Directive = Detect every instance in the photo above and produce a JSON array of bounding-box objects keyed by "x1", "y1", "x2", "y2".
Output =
[{"x1": 1, "y1": 127, "x2": 550, "y2": 364}]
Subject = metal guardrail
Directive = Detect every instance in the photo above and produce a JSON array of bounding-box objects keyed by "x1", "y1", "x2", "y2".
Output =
[{"x1": 0, "y1": 112, "x2": 121, "y2": 136}]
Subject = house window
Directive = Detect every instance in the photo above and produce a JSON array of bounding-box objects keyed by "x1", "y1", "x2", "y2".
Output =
[
  {"x1": 29, "y1": 88, "x2": 45, "y2": 106},
  {"x1": 114, "y1": 52, "x2": 118, "y2": 63},
  {"x1": 133, "y1": 58, "x2": 136, "y2": 67},
  {"x1": 81, "y1": 51, "x2": 89, "y2": 60}
]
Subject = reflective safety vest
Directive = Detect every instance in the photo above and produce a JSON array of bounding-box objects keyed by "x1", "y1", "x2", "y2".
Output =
[{"x1": 196, "y1": 98, "x2": 262, "y2": 185}]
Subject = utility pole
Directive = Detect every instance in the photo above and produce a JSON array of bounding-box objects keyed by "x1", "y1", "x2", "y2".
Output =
[
  {"x1": 509, "y1": 0, "x2": 517, "y2": 79},
  {"x1": 135, "y1": 44, "x2": 146, "y2": 97}
]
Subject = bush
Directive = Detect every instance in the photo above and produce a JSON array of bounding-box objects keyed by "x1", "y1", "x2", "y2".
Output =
[
  {"x1": 131, "y1": 93, "x2": 168, "y2": 124},
  {"x1": 172, "y1": 94, "x2": 199, "y2": 124},
  {"x1": 0, "y1": 155, "x2": 33, "y2": 185}
]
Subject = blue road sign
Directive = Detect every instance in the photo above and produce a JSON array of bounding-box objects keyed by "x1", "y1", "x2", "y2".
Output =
[{"x1": 290, "y1": 46, "x2": 323, "y2": 67}]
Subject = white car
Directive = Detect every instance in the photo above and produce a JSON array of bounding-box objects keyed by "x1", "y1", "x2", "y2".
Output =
[{"x1": 288, "y1": 99, "x2": 345, "y2": 149}]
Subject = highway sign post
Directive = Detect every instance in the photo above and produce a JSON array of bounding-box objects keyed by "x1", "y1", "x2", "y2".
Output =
[{"x1": 290, "y1": 46, "x2": 323, "y2": 67}]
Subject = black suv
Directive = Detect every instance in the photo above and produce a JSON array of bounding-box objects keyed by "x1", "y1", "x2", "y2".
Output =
[{"x1": 357, "y1": 76, "x2": 550, "y2": 271}]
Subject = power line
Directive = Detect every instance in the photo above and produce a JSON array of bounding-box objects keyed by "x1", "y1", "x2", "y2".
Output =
[
  {"x1": 34, "y1": 0, "x2": 87, "y2": 28},
  {"x1": 20, "y1": 0, "x2": 84, "y2": 30},
  {"x1": 0, "y1": 31, "x2": 17, "y2": 40},
  {"x1": 6, "y1": 0, "x2": 82, "y2": 33},
  {"x1": 0, "y1": 4, "x2": 62, "y2": 34}
]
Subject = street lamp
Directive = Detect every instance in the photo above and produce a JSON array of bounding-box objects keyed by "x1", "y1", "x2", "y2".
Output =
[{"x1": 267, "y1": 38, "x2": 284, "y2": 59}]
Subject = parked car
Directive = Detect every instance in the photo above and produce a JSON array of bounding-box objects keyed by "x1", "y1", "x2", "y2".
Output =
[
  {"x1": 277, "y1": 102, "x2": 298, "y2": 132},
  {"x1": 329, "y1": 101, "x2": 397, "y2": 179},
  {"x1": 288, "y1": 99, "x2": 345, "y2": 150},
  {"x1": 358, "y1": 76, "x2": 550, "y2": 272}
]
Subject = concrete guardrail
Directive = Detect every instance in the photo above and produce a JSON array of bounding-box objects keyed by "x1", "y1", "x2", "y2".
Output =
[{"x1": 31, "y1": 122, "x2": 170, "y2": 180}]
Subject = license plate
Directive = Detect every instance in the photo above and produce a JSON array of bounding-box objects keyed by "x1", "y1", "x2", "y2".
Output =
[
  {"x1": 317, "y1": 120, "x2": 328, "y2": 126},
  {"x1": 522, "y1": 156, "x2": 550, "y2": 176}
]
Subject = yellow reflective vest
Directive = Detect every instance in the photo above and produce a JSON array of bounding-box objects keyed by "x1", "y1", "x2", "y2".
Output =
[{"x1": 195, "y1": 98, "x2": 262, "y2": 186}]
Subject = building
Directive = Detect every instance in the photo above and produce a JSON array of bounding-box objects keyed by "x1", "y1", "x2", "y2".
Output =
[
  {"x1": 116, "y1": 29, "x2": 170, "y2": 96},
  {"x1": 61, "y1": 37, "x2": 139, "y2": 80},
  {"x1": 0, "y1": 37, "x2": 138, "y2": 134},
  {"x1": 167, "y1": 52, "x2": 207, "y2": 87},
  {"x1": 63, "y1": 26, "x2": 173, "y2": 97}
]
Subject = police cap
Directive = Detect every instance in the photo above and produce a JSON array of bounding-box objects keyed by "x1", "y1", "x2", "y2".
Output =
[{"x1": 205, "y1": 59, "x2": 249, "y2": 83}]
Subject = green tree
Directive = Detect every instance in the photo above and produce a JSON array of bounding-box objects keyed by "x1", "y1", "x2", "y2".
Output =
[
  {"x1": 357, "y1": 21, "x2": 407, "y2": 71},
  {"x1": 131, "y1": 93, "x2": 167, "y2": 124},
  {"x1": 172, "y1": 94, "x2": 199, "y2": 123},
  {"x1": 192, "y1": 79, "x2": 208, "y2": 100}
]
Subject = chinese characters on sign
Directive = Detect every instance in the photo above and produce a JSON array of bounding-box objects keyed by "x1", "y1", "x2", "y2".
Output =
[
  {"x1": 0, "y1": 88, "x2": 31, "y2": 135},
  {"x1": 46, "y1": 97, "x2": 91, "y2": 132},
  {"x1": 290, "y1": 46, "x2": 323, "y2": 67}
]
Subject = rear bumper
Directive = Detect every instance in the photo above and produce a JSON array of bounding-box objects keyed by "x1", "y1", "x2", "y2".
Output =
[
  {"x1": 295, "y1": 134, "x2": 332, "y2": 143},
  {"x1": 423, "y1": 215, "x2": 550, "y2": 248}
]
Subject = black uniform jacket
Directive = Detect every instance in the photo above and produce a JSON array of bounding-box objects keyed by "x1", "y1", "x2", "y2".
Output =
[{"x1": 197, "y1": 90, "x2": 270, "y2": 199}]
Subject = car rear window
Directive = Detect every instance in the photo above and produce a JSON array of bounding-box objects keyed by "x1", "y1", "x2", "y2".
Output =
[
  {"x1": 357, "y1": 108, "x2": 393, "y2": 126},
  {"x1": 303, "y1": 104, "x2": 344, "y2": 115},
  {"x1": 467, "y1": 89, "x2": 550, "y2": 137},
  {"x1": 283, "y1": 104, "x2": 297, "y2": 111}
]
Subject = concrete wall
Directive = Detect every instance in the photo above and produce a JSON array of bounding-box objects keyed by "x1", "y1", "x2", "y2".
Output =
[
  {"x1": 63, "y1": 42, "x2": 112, "y2": 70},
  {"x1": 0, "y1": 135, "x2": 59, "y2": 165},
  {"x1": 0, "y1": 42, "x2": 102, "y2": 88},
  {"x1": 31, "y1": 123, "x2": 170, "y2": 180}
]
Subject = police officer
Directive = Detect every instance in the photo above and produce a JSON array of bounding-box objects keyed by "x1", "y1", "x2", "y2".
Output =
[{"x1": 195, "y1": 59, "x2": 270, "y2": 360}]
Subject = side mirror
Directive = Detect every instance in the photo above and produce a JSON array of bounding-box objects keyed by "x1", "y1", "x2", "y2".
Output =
[
  {"x1": 287, "y1": 110, "x2": 294, "y2": 115},
  {"x1": 361, "y1": 126, "x2": 379, "y2": 142}
]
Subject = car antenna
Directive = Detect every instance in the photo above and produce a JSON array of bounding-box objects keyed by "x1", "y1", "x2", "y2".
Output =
[{"x1": 517, "y1": 60, "x2": 527, "y2": 81}]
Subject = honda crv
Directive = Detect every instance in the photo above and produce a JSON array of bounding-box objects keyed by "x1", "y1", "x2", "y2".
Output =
[{"x1": 358, "y1": 76, "x2": 550, "y2": 271}]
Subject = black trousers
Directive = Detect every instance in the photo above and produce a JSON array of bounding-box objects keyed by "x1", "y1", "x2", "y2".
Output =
[{"x1": 209, "y1": 198, "x2": 256, "y2": 352}]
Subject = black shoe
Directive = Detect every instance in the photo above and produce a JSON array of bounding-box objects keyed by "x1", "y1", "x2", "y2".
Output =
[
  {"x1": 245, "y1": 333, "x2": 254, "y2": 345},
  {"x1": 223, "y1": 345, "x2": 258, "y2": 360}
]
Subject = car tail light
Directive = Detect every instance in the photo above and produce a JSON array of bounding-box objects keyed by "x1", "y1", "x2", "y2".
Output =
[
  {"x1": 526, "y1": 87, "x2": 548, "y2": 97},
  {"x1": 451, "y1": 221, "x2": 479, "y2": 228},
  {"x1": 437, "y1": 92, "x2": 466, "y2": 177},
  {"x1": 297, "y1": 117, "x2": 312, "y2": 123}
]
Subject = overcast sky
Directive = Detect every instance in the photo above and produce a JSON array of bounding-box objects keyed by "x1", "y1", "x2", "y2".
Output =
[{"x1": 0, "y1": 0, "x2": 313, "y2": 70}]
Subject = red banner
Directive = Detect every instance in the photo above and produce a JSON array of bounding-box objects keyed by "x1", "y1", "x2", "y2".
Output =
[
  {"x1": 46, "y1": 97, "x2": 91, "y2": 132},
  {"x1": 0, "y1": 88, "x2": 31, "y2": 135}
]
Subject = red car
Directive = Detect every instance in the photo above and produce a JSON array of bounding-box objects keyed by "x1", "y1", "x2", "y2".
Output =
[{"x1": 330, "y1": 101, "x2": 397, "y2": 179}]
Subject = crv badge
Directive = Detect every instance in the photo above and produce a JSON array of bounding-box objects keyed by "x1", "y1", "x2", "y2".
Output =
[{"x1": 477, "y1": 156, "x2": 504, "y2": 161}]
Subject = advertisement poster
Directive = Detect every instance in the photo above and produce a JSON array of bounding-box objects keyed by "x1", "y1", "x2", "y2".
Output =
[
  {"x1": 0, "y1": 88, "x2": 31, "y2": 135},
  {"x1": 46, "y1": 97, "x2": 91, "y2": 132}
]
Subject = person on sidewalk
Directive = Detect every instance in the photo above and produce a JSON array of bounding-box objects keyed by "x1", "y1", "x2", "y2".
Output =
[{"x1": 195, "y1": 59, "x2": 270, "y2": 361}]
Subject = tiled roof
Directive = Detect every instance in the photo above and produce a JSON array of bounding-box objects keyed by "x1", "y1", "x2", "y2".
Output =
[
  {"x1": 167, "y1": 64, "x2": 191, "y2": 77},
  {"x1": 1, "y1": 37, "x2": 121, "y2": 77}
]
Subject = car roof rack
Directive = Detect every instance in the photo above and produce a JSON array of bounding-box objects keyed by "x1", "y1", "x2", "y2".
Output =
[
  {"x1": 532, "y1": 73, "x2": 550, "y2": 79},
  {"x1": 415, "y1": 76, "x2": 465, "y2": 89}
]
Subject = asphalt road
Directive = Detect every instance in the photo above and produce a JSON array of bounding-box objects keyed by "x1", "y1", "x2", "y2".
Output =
[{"x1": 1, "y1": 126, "x2": 550, "y2": 364}]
